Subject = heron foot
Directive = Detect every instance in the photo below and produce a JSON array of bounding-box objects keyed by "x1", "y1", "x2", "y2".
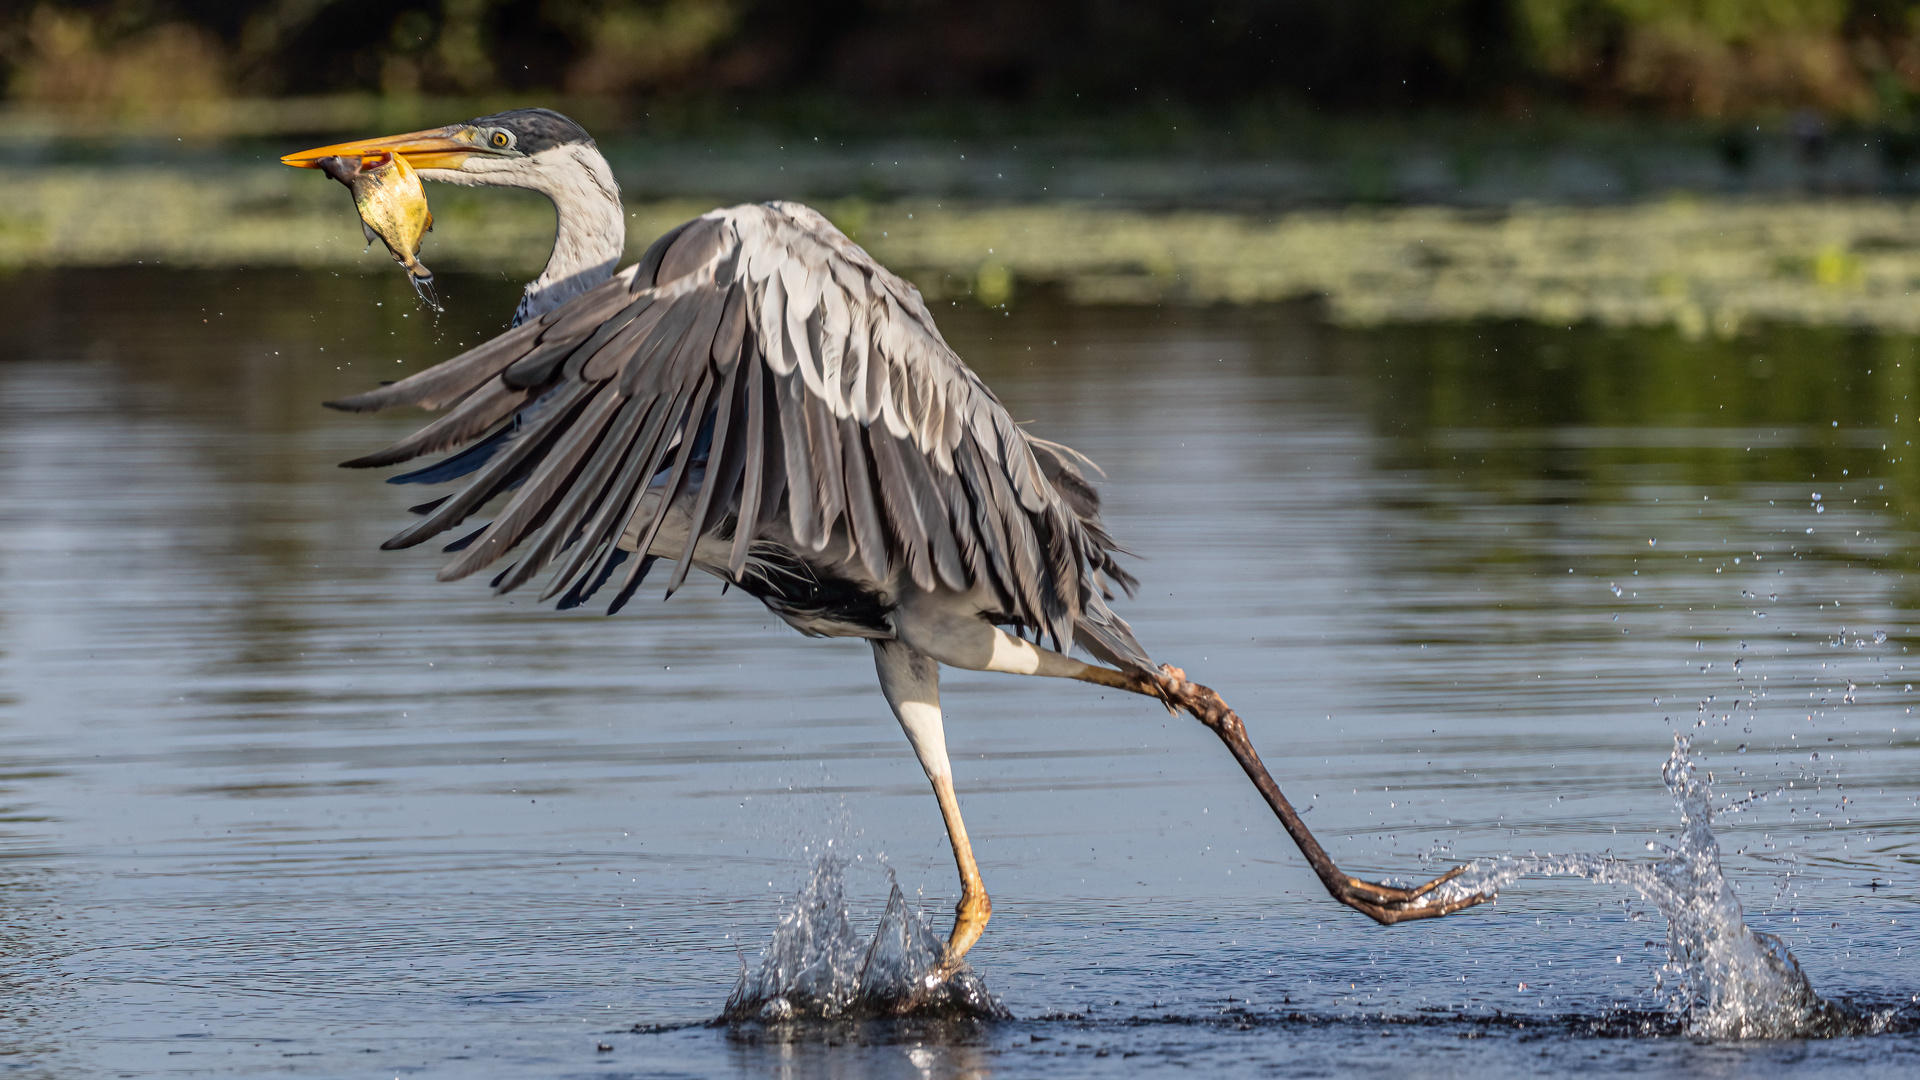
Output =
[
  {"x1": 889, "y1": 892, "x2": 991, "y2": 1015},
  {"x1": 941, "y1": 887, "x2": 992, "y2": 969},
  {"x1": 1328, "y1": 864, "x2": 1496, "y2": 924},
  {"x1": 895, "y1": 958, "x2": 973, "y2": 1015}
]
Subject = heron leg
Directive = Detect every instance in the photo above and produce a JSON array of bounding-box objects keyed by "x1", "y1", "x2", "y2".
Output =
[
  {"x1": 891, "y1": 611, "x2": 1492, "y2": 924},
  {"x1": 871, "y1": 639, "x2": 992, "y2": 973},
  {"x1": 1062, "y1": 658, "x2": 1491, "y2": 923}
]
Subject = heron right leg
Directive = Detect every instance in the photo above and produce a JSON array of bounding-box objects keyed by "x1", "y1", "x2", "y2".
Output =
[
  {"x1": 871, "y1": 639, "x2": 992, "y2": 973},
  {"x1": 894, "y1": 609, "x2": 1492, "y2": 924}
]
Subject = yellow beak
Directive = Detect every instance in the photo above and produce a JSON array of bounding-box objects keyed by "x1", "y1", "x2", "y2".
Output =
[{"x1": 282, "y1": 125, "x2": 479, "y2": 172}]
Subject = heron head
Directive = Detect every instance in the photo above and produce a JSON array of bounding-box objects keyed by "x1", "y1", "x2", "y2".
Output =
[{"x1": 282, "y1": 107, "x2": 595, "y2": 187}]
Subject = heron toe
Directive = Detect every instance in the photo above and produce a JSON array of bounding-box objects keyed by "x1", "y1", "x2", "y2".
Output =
[{"x1": 942, "y1": 888, "x2": 993, "y2": 968}]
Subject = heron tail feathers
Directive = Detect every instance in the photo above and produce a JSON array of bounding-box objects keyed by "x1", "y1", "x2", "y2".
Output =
[{"x1": 1075, "y1": 594, "x2": 1155, "y2": 675}]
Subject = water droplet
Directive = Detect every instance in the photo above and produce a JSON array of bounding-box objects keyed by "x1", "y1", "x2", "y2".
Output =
[
  {"x1": 1816, "y1": 505, "x2": 1826, "y2": 513},
  {"x1": 1737, "y1": 744, "x2": 1748, "y2": 753},
  {"x1": 1611, "y1": 583, "x2": 1624, "y2": 597},
  {"x1": 1874, "y1": 631, "x2": 1889, "y2": 644}
]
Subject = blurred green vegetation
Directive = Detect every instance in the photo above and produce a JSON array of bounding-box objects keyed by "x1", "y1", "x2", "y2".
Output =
[
  {"x1": 14, "y1": 1, "x2": 1920, "y2": 136},
  {"x1": 18, "y1": 166, "x2": 1920, "y2": 332},
  {"x1": 17, "y1": 3, "x2": 1920, "y2": 333}
]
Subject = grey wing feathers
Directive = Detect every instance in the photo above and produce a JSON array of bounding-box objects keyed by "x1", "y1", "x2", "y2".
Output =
[{"x1": 331, "y1": 201, "x2": 1149, "y2": 670}]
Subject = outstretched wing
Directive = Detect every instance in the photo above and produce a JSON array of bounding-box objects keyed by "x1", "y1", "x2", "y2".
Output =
[{"x1": 328, "y1": 202, "x2": 1142, "y2": 663}]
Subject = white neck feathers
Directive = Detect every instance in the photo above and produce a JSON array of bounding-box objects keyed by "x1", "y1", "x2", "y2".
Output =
[{"x1": 424, "y1": 143, "x2": 626, "y2": 325}]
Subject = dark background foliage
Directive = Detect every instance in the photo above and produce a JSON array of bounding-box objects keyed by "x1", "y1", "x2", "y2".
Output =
[{"x1": 11, "y1": 1, "x2": 1920, "y2": 123}]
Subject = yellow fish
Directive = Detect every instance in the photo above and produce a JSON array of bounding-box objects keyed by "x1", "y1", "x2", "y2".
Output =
[{"x1": 316, "y1": 151, "x2": 438, "y2": 308}]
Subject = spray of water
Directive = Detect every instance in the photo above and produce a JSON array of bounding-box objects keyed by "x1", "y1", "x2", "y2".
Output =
[
  {"x1": 722, "y1": 855, "x2": 1007, "y2": 1022},
  {"x1": 722, "y1": 739, "x2": 1904, "y2": 1035},
  {"x1": 1422, "y1": 733, "x2": 1901, "y2": 1037}
]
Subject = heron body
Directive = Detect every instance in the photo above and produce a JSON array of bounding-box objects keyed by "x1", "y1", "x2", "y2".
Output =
[{"x1": 284, "y1": 110, "x2": 1490, "y2": 977}]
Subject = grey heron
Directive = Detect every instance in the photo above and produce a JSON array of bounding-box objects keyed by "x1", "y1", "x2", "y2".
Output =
[{"x1": 284, "y1": 108, "x2": 1492, "y2": 977}]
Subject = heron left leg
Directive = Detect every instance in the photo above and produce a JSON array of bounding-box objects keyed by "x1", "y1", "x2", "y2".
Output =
[{"x1": 871, "y1": 639, "x2": 992, "y2": 973}]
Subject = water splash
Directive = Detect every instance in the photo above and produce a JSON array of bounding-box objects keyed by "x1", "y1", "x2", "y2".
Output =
[
  {"x1": 1424, "y1": 734, "x2": 1887, "y2": 1038},
  {"x1": 722, "y1": 855, "x2": 1007, "y2": 1022}
]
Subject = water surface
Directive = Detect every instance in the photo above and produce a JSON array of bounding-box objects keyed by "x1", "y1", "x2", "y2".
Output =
[{"x1": 1, "y1": 269, "x2": 1916, "y2": 1076}]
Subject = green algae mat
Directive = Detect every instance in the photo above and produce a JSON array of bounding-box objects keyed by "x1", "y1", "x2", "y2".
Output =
[{"x1": 8, "y1": 165, "x2": 1920, "y2": 334}]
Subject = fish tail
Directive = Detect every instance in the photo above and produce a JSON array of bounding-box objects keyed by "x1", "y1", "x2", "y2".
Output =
[{"x1": 409, "y1": 269, "x2": 441, "y2": 312}]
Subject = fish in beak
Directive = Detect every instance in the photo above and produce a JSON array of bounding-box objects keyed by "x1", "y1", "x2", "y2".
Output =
[
  {"x1": 310, "y1": 152, "x2": 438, "y2": 309},
  {"x1": 284, "y1": 125, "x2": 489, "y2": 308}
]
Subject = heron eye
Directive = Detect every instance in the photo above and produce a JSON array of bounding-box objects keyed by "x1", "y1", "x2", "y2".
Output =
[{"x1": 490, "y1": 131, "x2": 510, "y2": 149}]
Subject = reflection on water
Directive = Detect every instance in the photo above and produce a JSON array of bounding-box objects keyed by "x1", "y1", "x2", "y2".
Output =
[{"x1": 1, "y1": 269, "x2": 1917, "y2": 1076}]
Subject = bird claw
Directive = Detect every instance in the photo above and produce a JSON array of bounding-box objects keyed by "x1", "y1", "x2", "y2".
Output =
[
  {"x1": 891, "y1": 955, "x2": 969, "y2": 1015},
  {"x1": 1333, "y1": 865, "x2": 1496, "y2": 924}
]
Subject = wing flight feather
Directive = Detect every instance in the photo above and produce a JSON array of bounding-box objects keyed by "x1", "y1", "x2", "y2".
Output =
[{"x1": 332, "y1": 201, "x2": 1147, "y2": 665}]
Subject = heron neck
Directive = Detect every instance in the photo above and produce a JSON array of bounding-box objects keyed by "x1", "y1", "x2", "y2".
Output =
[{"x1": 514, "y1": 145, "x2": 626, "y2": 326}]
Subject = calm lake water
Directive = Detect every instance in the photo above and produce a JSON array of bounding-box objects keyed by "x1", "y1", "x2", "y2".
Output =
[{"x1": 1, "y1": 268, "x2": 1917, "y2": 1077}]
